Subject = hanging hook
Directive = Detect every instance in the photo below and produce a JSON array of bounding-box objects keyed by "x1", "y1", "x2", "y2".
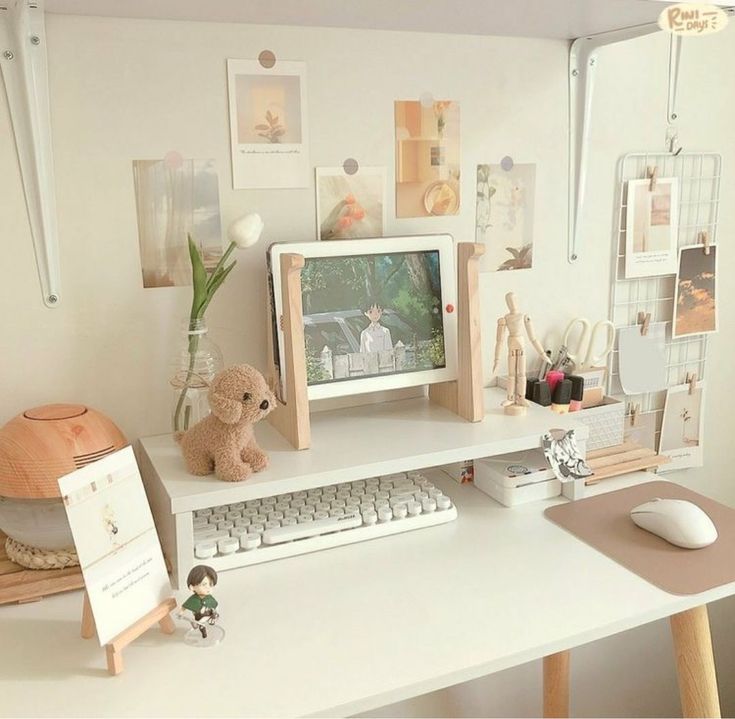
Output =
[{"x1": 667, "y1": 35, "x2": 682, "y2": 146}]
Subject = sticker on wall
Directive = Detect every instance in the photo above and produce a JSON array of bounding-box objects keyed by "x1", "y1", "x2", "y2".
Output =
[
  {"x1": 394, "y1": 99, "x2": 460, "y2": 218},
  {"x1": 624, "y1": 177, "x2": 679, "y2": 279},
  {"x1": 658, "y1": 4, "x2": 729, "y2": 36},
  {"x1": 475, "y1": 163, "x2": 536, "y2": 272},
  {"x1": 132, "y1": 158, "x2": 223, "y2": 288},
  {"x1": 673, "y1": 244, "x2": 718, "y2": 338},
  {"x1": 227, "y1": 58, "x2": 309, "y2": 189},
  {"x1": 315, "y1": 166, "x2": 386, "y2": 241}
]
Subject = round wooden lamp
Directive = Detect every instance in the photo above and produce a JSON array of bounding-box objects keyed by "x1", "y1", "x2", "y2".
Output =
[{"x1": 0, "y1": 404, "x2": 127, "y2": 569}]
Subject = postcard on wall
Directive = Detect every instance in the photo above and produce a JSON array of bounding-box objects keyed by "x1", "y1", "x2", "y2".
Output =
[
  {"x1": 658, "y1": 381, "x2": 705, "y2": 470},
  {"x1": 673, "y1": 244, "x2": 717, "y2": 338},
  {"x1": 624, "y1": 177, "x2": 679, "y2": 278},
  {"x1": 476, "y1": 163, "x2": 535, "y2": 272},
  {"x1": 227, "y1": 59, "x2": 309, "y2": 189},
  {"x1": 59, "y1": 447, "x2": 172, "y2": 646},
  {"x1": 394, "y1": 100, "x2": 460, "y2": 218},
  {"x1": 133, "y1": 158, "x2": 223, "y2": 288},
  {"x1": 315, "y1": 167, "x2": 386, "y2": 240}
]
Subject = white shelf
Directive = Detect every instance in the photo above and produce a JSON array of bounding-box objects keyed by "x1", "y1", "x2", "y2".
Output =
[{"x1": 138, "y1": 387, "x2": 588, "y2": 514}]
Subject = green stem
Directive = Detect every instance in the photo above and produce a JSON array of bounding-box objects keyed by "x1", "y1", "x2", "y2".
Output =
[
  {"x1": 207, "y1": 242, "x2": 236, "y2": 292},
  {"x1": 173, "y1": 330, "x2": 201, "y2": 432}
]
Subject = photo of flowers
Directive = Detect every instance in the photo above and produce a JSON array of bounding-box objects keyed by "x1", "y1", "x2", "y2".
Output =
[
  {"x1": 227, "y1": 59, "x2": 309, "y2": 189},
  {"x1": 659, "y1": 381, "x2": 705, "y2": 470},
  {"x1": 475, "y1": 163, "x2": 536, "y2": 272},
  {"x1": 132, "y1": 158, "x2": 223, "y2": 288},
  {"x1": 673, "y1": 244, "x2": 717, "y2": 338},
  {"x1": 624, "y1": 178, "x2": 679, "y2": 278},
  {"x1": 394, "y1": 100, "x2": 460, "y2": 218},
  {"x1": 315, "y1": 167, "x2": 386, "y2": 241}
]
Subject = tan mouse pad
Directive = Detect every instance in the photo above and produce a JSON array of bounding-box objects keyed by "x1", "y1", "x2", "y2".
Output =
[{"x1": 545, "y1": 481, "x2": 735, "y2": 595}]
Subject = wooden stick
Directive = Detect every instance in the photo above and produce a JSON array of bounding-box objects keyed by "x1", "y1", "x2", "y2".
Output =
[
  {"x1": 585, "y1": 455, "x2": 670, "y2": 484},
  {"x1": 586, "y1": 442, "x2": 640, "y2": 460},
  {"x1": 587, "y1": 447, "x2": 656, "y2": 470},
  {"x1": 429, "y1": 242, "x2": 485, "y2": 422},
  {"x1": 543, "y1": 651, "x2": 570, "y2": 718},
  {"x1": 81, "y1": 592, "x2": 96, "y2": 639},
  {"x1": 670, "y1": 605, "x2": 721, "y2": 718}
]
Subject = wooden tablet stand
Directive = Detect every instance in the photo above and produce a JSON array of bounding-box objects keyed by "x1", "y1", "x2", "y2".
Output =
[
  {"x1": 81, "y1": 592, "x2": 176, "y2": 675},
  {"x1": 266, "y1": 243, "x2": 486, "y2": 450}
]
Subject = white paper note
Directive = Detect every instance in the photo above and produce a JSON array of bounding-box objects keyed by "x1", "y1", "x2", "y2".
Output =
[{"x1": 618, "y1": 322, "x2": 668, "y2": 395}]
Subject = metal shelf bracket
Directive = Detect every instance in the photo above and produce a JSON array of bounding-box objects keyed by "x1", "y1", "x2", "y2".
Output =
[
  {"x1": 568, "y1": 23, "x2": 661, "y2": 264},
  {"x1": 0, "y1": 0, "x2": 61, "y2": 307}
]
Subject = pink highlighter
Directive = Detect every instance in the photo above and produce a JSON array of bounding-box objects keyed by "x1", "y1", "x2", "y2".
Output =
[{"x1": 546, "y1": 370, "x2": 565, "y2": 395}]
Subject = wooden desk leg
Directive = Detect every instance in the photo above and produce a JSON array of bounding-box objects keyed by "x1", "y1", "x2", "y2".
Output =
[
  {"x1": 670, "y1": 604, "x2": 721, "y2": 718},
  {"x1": 543, "y1": 650, "x2": 570, "y2": 718}
]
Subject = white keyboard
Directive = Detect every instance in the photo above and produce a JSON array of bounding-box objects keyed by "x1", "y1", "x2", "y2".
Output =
[{"x1": 191, "y1": 471, "x2": 457, "y2": 568}]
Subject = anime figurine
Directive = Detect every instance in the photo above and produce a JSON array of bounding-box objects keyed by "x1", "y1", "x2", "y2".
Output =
[
  {"x1": 491, "y1": 292, "x2": 551, "y2": 415},
  {"x1": 359, "y1": 302, "x2": 393, "y2": 354},
  {"x1": 178, "y1": 565, "x2": 224, "y2": 646}
]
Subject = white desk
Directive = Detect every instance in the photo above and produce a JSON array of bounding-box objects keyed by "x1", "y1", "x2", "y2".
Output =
[{"x1": 1, "y1": 470, "x2": 731, "y2": 717}]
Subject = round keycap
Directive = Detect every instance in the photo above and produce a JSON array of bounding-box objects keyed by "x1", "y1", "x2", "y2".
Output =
[
  {"x1": 393, "y1": 504, "x2": 407, "y2": 519},
  {"x1": 196, "y1": 508, "x2": 213, "y2": 518},
  {"x1": 265, "y1": 520, "x2": 281, "y2": 530},
  {"x1": 217, "y1": 520, "x2": 234, "y2": 531},
  {"x1": 275, "y1": 502, "x2": 290, "y2": 512},
  {"x1": 210, "y1": 513, "x2": 225, "y2": 523},
  {"x1": 407, "y1": 500, "x2": 422, "y2": 516},
  {"x1": 285, "y1": 508, "x2": 300, "y2": 518},
  {"x1": 226, "y1": 511, "x2": 242, "y2": 521},
  {"x1": 250, "y1": 523, "x2": 265, "y2": 534},
  {"x1": 231, "y1": 526, "x2": 249, "y2": 540},
  {"x1": 293, "y1": 491, "x2": 307, "y2": 500},
  {"x1": 243, "y1": 507, "x2": 259, "y2": 518},
  {"x1": 235, "y1": 518, "x2": 251, "y2": 528},
  {"x1": 436, "y1": 495, "x2": 452, "y2": 510},
  {"x1": 301, "y1": 505, "x2": 316, "y2": 515},
  {"x1": 230, "y1": 502, "x2": 245, "y2": 512},
  {"x1": 193, "y1": 517, "x2": 208, "y2": 529},
  {"x1": 316, "y1": 502, "x2": 331, "y2": 512},
  {"x1": 262, "y1": 497, "x2": 276, "y2": 506},
  {"x1": 422, "y1": 497, "x2": 437, "y2": 513},
  {"x1": 241, "y1": 533, "x2": 261, "y2": 550},
  {"x1": 362, "y1": 509, "x2": 378, "y2": 525},
  {"x1": 218, "y1": 537, "x2": 239, "y2": 554},
  {"x1": 195, "y1": 541, "x2": 216, "y2": 559},
  {"x1": 291, "y1": 498, "x2": 306, "y2": 509},
  {"x1": 313, "y1": 511, "x2": 329, "y2": 521},
  {"x1": 281, "y1": 517, "x2": 297, "y2": 526},
  {"x1": 298, "y1": 514, "x2": 313, "y2": 523},
  {"x1": 245, "y1": 500, "x2": 261, "y2": 509},
  {"x1": 330, "y1": 508, "x2": 345, "y2": 517},
  {"x1": 214, "y1": 505, "x2": 229, "y2": 514},
  {"x1": 378, "y1": 507, "x2": 393, "y2": 522}
]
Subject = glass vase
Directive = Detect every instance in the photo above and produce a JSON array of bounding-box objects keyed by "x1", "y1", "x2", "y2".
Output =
[{"x1": 170, "y1": 318, "x2": 223, "y2": 433}]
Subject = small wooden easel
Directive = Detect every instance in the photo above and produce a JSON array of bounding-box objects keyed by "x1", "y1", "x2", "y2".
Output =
[
  {"x1": 266, "y1": 242, "x2": 486, "y2": 450},
  {"x1": 81, "y1": 591, "x2": 176, "y2": 675}
]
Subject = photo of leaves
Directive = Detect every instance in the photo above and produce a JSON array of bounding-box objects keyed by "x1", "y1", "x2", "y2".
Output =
[{"x1": 475, "y1": 163, "x2": 536, "y2": 273}]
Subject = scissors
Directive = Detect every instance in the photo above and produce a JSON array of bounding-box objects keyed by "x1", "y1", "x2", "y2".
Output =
[{"x1": 562, "y1": 318, "x2": 615, "y2": 372}]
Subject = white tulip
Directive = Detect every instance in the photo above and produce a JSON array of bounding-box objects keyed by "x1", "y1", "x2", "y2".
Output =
[{"x1": 228, "y1": 213, "x2": 264, "y2": 249}]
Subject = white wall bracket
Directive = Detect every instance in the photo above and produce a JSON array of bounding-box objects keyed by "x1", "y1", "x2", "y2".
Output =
[
  {"x1": 568, "y1": 23, "x2": 662, "y2": 264},
  {"x1": 0, "y1": 0, "x2": 60, "y2": 307}
]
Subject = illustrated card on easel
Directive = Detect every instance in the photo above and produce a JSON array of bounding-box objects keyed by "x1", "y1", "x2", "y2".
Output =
[
  {"x1": 59, "y1": 446, "x2": 172, "y2": 646},
  {"x1": 658, "y1": 381, "x2": 705, "y2": 471}
]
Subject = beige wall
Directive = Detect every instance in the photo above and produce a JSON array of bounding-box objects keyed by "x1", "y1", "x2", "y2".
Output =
[{"x1": 1, "y1": 13, "x2": 734, "y2": 717}]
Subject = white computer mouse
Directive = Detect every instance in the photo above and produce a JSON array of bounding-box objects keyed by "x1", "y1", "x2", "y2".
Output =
[{"x1": 630, "y1": 498, "x2": 718, "y2": 549}]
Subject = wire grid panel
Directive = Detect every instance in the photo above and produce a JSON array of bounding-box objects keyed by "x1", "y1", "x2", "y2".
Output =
[{"x1": 607, "y1": 151, "x2": 721, "y2": 443}]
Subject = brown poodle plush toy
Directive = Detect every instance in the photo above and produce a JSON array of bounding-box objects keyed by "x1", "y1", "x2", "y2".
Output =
[{"x1": 176, "y1": 364, "x2": 276, "y2": 482}]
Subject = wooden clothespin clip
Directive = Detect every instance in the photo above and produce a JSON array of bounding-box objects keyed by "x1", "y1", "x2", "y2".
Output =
[
  {"x1": 629, "y1": 403, "x2": 640, "y2": 427},
  {"x1": 637, "y1": 311, "x2": 651, "y2": 336},
  {"x1": 699, "y1": 230, "x2": 710, "y2": 256},
  {"x1": 686, "y1": 372, "x2": 698, "y2": 395},
  {"x1": 647, "y1": 166, "x2": 659, "y2": 191}
]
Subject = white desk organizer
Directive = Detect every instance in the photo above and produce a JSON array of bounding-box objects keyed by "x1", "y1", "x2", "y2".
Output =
[{"x1": 137, "y1": 388, "x2": 588, "y2": 588}]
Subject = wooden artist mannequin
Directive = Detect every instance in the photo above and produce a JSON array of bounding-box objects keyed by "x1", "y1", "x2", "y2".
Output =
[{"x1": 492, "y1": 292, "x2": 550, "y2": 415}]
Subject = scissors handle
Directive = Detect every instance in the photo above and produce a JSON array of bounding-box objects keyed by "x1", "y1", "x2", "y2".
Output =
[
  {"x1": 583, "y1": 320, "x2": 616, "y2": 369},
  {"x1": 562, "y1": 318, "x2": 590, "y2": 366}
]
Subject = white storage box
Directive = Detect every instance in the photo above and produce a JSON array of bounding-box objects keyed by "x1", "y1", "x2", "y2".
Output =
[
  {"x1": 573, "y1": 396, "x2": 624, "y2": 451},
  {"x1": 473, "y1": 449, "x2": 561, "y2": 507}
]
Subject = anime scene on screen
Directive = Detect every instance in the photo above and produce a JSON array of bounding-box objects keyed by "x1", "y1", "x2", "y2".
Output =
[{"x1": 301, "y1": 251, "x2": 446, "y2": 385}]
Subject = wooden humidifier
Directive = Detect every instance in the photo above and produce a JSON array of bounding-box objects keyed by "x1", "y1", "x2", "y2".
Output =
[{"x1": 0, "y1": 404, "x2": 127, "y2": 569}]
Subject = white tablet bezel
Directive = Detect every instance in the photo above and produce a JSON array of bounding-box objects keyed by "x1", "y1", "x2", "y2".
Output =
[{"x1": 268, "y1": 234, "x2": 458, "y2": 401}]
